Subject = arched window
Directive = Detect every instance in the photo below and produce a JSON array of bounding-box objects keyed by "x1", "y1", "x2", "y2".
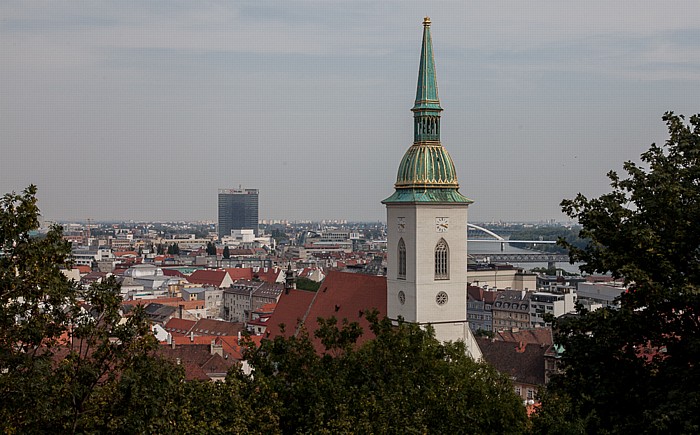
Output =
[
  {"x1": 398, "y1": 238, "x2": 406, "y2": 279},
  {"x1": 435, "y1": 238, "x2": 449, "y2": 280}
]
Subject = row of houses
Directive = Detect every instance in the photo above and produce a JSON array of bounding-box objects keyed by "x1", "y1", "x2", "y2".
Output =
[{"x1": 467, "y1": 276, "x2": 627, "y2": 332}]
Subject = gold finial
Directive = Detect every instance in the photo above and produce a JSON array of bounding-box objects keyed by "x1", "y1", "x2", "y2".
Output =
[{"x1": 423, "y1": 16, "x2": 431, "y2": 27}]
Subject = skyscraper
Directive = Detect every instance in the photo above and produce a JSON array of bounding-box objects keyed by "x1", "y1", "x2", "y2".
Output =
[{"x1": 218, "y1": 188, "x2": 259, "y2": 238}]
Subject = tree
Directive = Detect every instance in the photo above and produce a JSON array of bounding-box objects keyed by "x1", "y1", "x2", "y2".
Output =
[
  {"x1": 167, "y1": 242, "x2": 180, "y2": 255},
  {"x1": 0, "y1": 186, "x2": 188, "y2": 433},
  {"x1": 206, "y1": 241, "x2": 217, "y2": 256},
  {"x1": 534, "y1": 113, "x2": 700, "y2": 434},
  {"x1": 222, "y1": 245, "x2": 230, "y2": 259},
  {"x1": 295, "y1": 276, "x2": 321, "y2": 291},
  {"x1": 509, "y1": 225, "x2": 587, "y2": 255},
  {"x1": 240, "y1": 311, "x2": 528, "y2": 433}
]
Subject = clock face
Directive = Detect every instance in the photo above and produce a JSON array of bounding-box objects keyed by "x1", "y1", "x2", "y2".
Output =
[
  {"x1": 397, "y1": 217, "x2": 406, "y2": 233},
  {"x1": 435, "y1": 217, "x2": 449, "y2": 232}
]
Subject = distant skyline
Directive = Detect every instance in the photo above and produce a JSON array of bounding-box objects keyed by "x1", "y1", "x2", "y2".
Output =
[{"x1": 2, "y1": 2, "x2": 699, "y2": 222}]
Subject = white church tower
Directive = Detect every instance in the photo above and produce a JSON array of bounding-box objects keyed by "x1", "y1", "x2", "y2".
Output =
[{"x1": 382, "y1": 17, "x2": 481, "y2": 359}]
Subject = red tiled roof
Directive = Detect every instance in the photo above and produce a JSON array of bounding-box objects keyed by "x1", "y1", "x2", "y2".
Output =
[
  {"x1": 76, "y1": 265, "x2": 92, "y2": 274},
  {"x1": 467, "y1": 285, "x2": 498, "y2": 304},
  {"x1": 157, "y1": 344, "x2": 235, "y2": 381},
  {"x1": 123, "y1": 298, "x2": 205, "y2": 311},
  {"x1": 254, "y1": 267, "x2": 282, "y2": 283},
  {"x1": 225, "y1": 267, "x2": 254, "y2": 281},
  {"x1": 188, "y1": 269, "x2": 229, "y2": 287},
  {"x1": 477, "y1": 338, "x2": 547, "y2": 386},
  {"x1": 256, "y1": 302, "x2": 277, "y2": 313},
  {"x1": 164, "y1": 318, "x2": 196, "y2": 335},
  {"x1": 265, "y1": 289, "x2": 316, "y2": 339},
  {"x1": 162, "y1": 269, "x2": 185, "y2": 277},
  {"x1": 496, "y1": 328, "x2": 553, "y2": 346},
  {"x1": 266, "y1": 271, "x2": 387, "y2": 353},
  {"x1": 114, "y1": 251, "x2": 138, "y2": 257},
  {"x1": 123, "y1": 297, "x2": 184, "y2": 307},
  {"x1": 190, "y1": 318, "x2": 244, "y2": 336}
]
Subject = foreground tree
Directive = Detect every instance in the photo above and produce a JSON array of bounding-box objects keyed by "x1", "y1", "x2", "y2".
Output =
[
  {"x1": 534, "y1": 113, "x2": 700, "y2": 434},
  {"x1": 239, "y1": 311, "x2": 529, "y2": 434},
  {"x1": 0, "y1": 186, "x2": 187, "y2": 433}
]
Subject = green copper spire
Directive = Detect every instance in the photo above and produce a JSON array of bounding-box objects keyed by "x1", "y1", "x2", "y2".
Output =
[
  {"x1": 383, "y1": 17, "x2": 472, "y2": 205},
  {"x1": 413, "y1": 17, "x2": 442, "y2": 113},
  {"x1": 412, "y1": 16, "x2": 442, "y2": 143}
]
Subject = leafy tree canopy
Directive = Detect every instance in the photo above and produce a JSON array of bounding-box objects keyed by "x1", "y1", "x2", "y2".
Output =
[
  {"x1": 239, "y1": 311, "x2": 529, "y2": 434},
  {"x1": 534, "y1": 113, "x2": 700, "y2": 434},
  {"x1": 509, "y1": 226, "x2": 587, "y2": 255},
  {"x1": 295, "y1": 276, "x2": 321, "y2": 291}
]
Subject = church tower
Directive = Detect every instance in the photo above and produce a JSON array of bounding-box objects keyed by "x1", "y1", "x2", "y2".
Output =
[{"x1": 383, "y1": 18, "x2": 480, "y2": 358}]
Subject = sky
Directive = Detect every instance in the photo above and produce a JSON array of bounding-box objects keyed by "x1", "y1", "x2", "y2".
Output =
[{"x1": 2, "y1": 1, "x2": 699, "y2": 223}]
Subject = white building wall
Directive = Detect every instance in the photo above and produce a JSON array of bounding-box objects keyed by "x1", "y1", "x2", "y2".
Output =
[{"x1": 387, "y1": 203, "x2": 480, "y2": 359}]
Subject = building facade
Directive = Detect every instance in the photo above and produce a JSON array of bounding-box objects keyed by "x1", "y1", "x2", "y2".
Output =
[
  {"x1": 529, "y1": 290, "x2": 576, "y2": 328},
  {"x1": 383, "y1": 18, "x2": 480, "y2": 358},
  {"x1": 492, "y1": 290, "x2": 532, "y2": 331},
  {"x1": 218, "y1": 188, "x2": 259, "y2": 238},
  {"x1": 467, "y1": 286, "x2": 497, "y2": 332}
]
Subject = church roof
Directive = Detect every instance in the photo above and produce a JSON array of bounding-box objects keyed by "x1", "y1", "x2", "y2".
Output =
[
  {"x1": 265, "y1": 271, "x2": 387, "y2": 354},
  {"x1": 383, "y1": 17, "x2": 472, "y2": 205}
]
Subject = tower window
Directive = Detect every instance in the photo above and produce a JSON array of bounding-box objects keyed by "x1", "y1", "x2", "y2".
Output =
[
  {"x1": 435, "y1": 238, "x2": 449, "y2": 280},
  {"x1": 398, "y1": 238, "x2": 406, "y2": 280}
]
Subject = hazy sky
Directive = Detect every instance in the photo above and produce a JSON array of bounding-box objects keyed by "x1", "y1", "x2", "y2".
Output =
[{"x1": 2, "y1": 1, "x2": 699, "y2": 223}]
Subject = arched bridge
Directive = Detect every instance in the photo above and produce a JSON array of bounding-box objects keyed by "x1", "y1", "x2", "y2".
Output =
[{"x1": 469, "y1": 253, "x2": 570, "y2": 263}]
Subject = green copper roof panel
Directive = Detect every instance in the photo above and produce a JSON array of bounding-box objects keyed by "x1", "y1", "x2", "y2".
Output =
[
  {"x1": 395, "y1": 144, "x2": 459, "y2": 188},
  {"x1": 382, "y1": 188, "x2": 473, "y2": 204}
]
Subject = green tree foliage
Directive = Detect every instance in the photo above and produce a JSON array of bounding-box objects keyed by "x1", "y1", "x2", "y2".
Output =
[
  {"x1": 240, "y1": 311, "x2": 529, "y2": 434},
  {"x1": 0, "y1": 186, "x2": 185, "y2": 433},
  {"x1": 509, "y1": 226, "x2": 587, "y2": 254},
  {"x1": 206, "y1": 241, "x2": 217, "y2": 256},
  {"x1": 295, "y1": 276, "x2": 321, "y2": 291},
  {"x1": 167, "y1": 242, "x2": 180, "y2": 255},
  {"x1": 222, "y1": 245, "x2": 230, "y2": 259},
  {"x1": 534, "y1": 113, "x2": 700, "y2": 434}
]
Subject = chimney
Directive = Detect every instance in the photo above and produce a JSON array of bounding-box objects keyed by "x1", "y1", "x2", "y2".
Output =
[
  {"x1": 179, "y1": 304, "x2": 183, "y2": 319},
  {"x1": 190, "y1": 331, "x2": 194, "y2": 342},
  {"x1": 237, "y1": 331, "x2": 241, "y2": 345}
]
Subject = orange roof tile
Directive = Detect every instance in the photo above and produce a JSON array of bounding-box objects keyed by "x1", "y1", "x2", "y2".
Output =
[
  {"x1": 224, "y1": 267, "x2": 254, "y2": 280},
  {"x1": 266, "y1": 271, "x2": 387, "y2": 353},
  {"x1": 188, "y1": 269, "x2": 230, "y2": 287}
]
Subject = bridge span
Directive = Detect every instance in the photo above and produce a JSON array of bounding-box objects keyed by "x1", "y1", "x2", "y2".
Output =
[{"x1": 469, "y1": 253, "x2": 570, "y2": 269}]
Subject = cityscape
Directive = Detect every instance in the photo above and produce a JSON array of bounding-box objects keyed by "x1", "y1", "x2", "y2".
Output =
[{"x1": 1, "y1": 2, "x2": 699, "y2": 433}]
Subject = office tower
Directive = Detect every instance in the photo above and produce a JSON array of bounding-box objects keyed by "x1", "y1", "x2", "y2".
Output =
[{"x1": 218, "y1": 188, "x2": 259, "y2": 238}]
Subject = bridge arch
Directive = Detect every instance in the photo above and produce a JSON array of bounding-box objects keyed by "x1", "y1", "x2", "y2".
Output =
[{"x1": 466, "y1": 223, "x2": 505, "y2": 241}]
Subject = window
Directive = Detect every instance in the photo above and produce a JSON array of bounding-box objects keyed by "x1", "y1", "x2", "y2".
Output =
[
  {"x1": 527, "y1": 389, "x2": 535, "y2": 400},
  {"x1": 434, "y1": 238, "x2": 449, "y2": 279},
  {"x1": 398, "y1": 238, "x2": 406, "y2": 279}
]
